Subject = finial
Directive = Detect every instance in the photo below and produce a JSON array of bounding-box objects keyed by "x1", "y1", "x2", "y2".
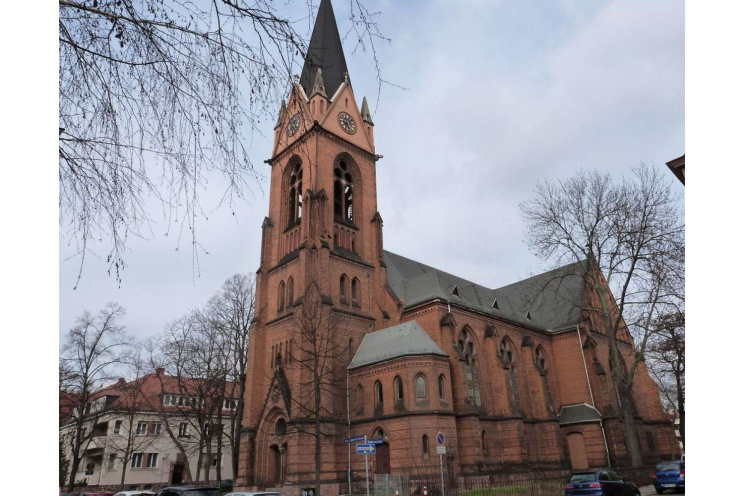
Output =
[
  {"x1": 293, "y1": 74, "x2": 300, "y2": 84},
  {"x1": 310, "y1": 68, "x2": 327, "y2": 99},
  {"x1": 360, "y1": 97, "x2": 374, "y2": 125}
]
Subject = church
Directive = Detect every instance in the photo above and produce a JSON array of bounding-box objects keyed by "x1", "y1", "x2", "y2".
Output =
[{"x1": 237, "y1": 1, "x2": 674, "y2": 493}]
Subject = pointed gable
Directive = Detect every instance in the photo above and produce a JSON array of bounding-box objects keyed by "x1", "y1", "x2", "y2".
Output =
[{"x1": 299, "y1": 0, "x2": 349, "y2": 100}]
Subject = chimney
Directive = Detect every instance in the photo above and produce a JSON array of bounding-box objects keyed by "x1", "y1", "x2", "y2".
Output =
[
  {"x1": 156, "y1": 367, "x2": 165, "y2": 376},
  {"x1": 117, "y1": 378, "x2": 126, "y2": 385}
]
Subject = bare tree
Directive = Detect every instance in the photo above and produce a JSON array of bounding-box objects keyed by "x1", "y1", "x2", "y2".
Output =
[
  {"x1": 520, "y1": 164, "x2": 684, "y2": 467},
  {"x1": 59, "y1": 0, "x2": 387, "y2": 285},
  {"x1": 646, "y1": 311, "x2": 685, "y2": 448},
  {"x1": 286, "y1": 282, "x2": 349, "y2": 496},
  {"x1": 59, "y1": 303, "x2": 133, "y2": 492},
  {"x1": 204, "y1": 273, "x2": 255, "y2": 479}
]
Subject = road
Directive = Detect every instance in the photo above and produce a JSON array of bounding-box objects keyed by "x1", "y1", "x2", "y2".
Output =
[{"x1": 639, "y1": 485, "x2": 683, "y2": 495}]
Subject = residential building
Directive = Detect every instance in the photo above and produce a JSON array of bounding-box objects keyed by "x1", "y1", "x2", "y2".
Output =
[
  {"x1": 60, "y1": 368, "x2": 239, "y2": 491},
  {"x1": 236, "y1": 1, "x2": 676, "y2": 494}
]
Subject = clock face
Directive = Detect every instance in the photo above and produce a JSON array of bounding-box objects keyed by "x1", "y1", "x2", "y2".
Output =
[
  {"x1": 287, "y1": 114, "x2": 300, "y2": 136},
  {"x1": 338, "y1": 112, "x2": 356, "y2": 134}
]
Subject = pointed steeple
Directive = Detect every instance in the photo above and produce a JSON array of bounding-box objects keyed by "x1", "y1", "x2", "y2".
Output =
[
  {"x1": 360, "y1": 97, "x2": 374, "y2": 125},
  {"x1": 274, "y1": 99, "x2": 287, "y2": 129},
  {"x1": 310, "y1": 68, "x2": 328, "y2": 99},
  {"x1": 299, "y1": 0, "x2": 349, "y2": 100}
]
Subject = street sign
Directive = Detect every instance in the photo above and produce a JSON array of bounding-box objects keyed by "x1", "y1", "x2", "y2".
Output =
[
  {"x1": 345, "y1": 435, "x2": 365, "y2": 443},
  {"x1": 436, "y1": 446, "x2": 446, "y2": 455},
  {"x1": 436, "y1": 432, "x2": 445, "y2": 445},
  {"x1": 368, "y1": 438, "x2": 384, "y2": 445},
  {"x1": 356, "y1": 443, "x2": 376, "y2": 454}
]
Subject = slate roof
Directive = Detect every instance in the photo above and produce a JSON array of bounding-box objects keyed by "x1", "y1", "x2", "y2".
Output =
[
  {"x1": 348, "y1": 321, "x2": 449, "y2": 370},
  {"x1": 299, "y1": 0, "x2": 349, "y2": 100},
  {"x1": 383, "y1": 251, "x2": 587, "y2": 332},
  {"x1": 558, "y1": 403, "x2": 603, "y2": 425}
]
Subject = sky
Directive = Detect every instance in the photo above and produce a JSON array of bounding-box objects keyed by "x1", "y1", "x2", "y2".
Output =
[{"x1": 58, "y1": 0, "x2": 685, "y2": 343}]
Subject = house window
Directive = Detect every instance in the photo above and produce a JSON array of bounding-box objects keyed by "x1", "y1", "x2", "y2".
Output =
[
  {"x1": 500, "y1": 338, "x2": 521, "y2": 412},
  {"x1": 136, "y1": 422, "x2": 148, "y2": 436},
  {"x1": 149, "y1": 423, "x2": 162, "y2": 436},
  {"x1": 340, "y1": 275, "x2": 349, "y2": 304},
  {"x1": 394, "y1": 376, "x2": 404, "y2": 402},
  {"x1": 113, "y1": 420, "x2": 123, "y2": 434},
  {"x1": 85, "y1": 462, "x2": 95, "y2": 475},
  {"x1": 287, "y1": 277, "x2": 294, "y2": 307},
  {"x1": 278, "y1": 280, "x2": 285, "y2": 312},
  {"x1": 108, "y1": 453, "x2": 118, "y2": 470},
  {"x1": 416, "y1": 375, "x2": 427, "y2": 399},
  {"x1": 351, "y1": 278, "x2": 360, "y2": 306},
  {"x1": 481, "y1": 431, "x2": 488, "y2": 455},
  {"x1": 460, "y1": 328, "x2": 482, "y2": 407},
  {"x1": 375, "y1": 381, "x2": 383, "y2": 407},
  {"x1": 422, "y1": 434, "x2": 429, "y2": 457},
  {"x1": 178, "y1": 422, "x2": 189, "y2": 438},
  {"x1": 438, "y1": 375, "x2": 446, "y2": 400},
  {"x1": 146, "y1": 453, "x2": 158, "y2": 468},
  {"x1": 356, "y1": 385, "x2": 365, "y2": 414},
  {"x1": 131, "y1": 453, "x2": 143, "y2": 468}
]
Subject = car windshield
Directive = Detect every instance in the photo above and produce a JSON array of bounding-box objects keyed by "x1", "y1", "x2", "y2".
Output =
[
  {"x1": 570, "y1": 473, "x2": 597, "y2": 482},
  {"x1": 656, "y1": 462, "x2": 681, "y2": 472}
]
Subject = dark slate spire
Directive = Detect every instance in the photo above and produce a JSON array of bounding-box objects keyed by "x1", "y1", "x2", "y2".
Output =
[{"x1": 299, "y1": 0, "x2": 349, "y2": 99}]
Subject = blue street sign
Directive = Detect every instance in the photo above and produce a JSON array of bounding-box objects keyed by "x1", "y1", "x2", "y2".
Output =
[
  {"x1": 356, "y1": 443, "x2": 376, "y2": 454},
  {"x1": 345, "y1": 435, "x2": 365, "y2": 444},
  {"x1": 436, "y1": 432, "x2": 445, "y2": 445},
  {"x1": 368, "y1": 438, "x2": 384, "y2": 445}
]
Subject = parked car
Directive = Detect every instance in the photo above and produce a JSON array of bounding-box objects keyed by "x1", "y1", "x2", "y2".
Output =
[
  {"x1": 565, "y1": 470, "x2": 641, "y2": 496},
  {"x1": 225, "y1": 493, "x2": 285, "y2": 496},
  {"x1": 652, "y1": 460, "x2": 685, "y2": 494},
  {"x1": 82, "y1": 492, "x2": 116, "y2": 496},
  {"x1": 154, "y1": 487, "x2": 221, "y2": 496},
  {"x1": 113, "y1": 491, "x2": 156, "y2": 496}
]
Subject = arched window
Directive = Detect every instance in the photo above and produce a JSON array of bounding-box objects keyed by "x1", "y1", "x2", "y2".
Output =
[
  {"x1": 422, "y1": 434, "x2": 429, "y2": 456},
  {"x1": 438, "y1": 374, "x2": 446, "y2": 400},
  {"x1": 286, "y1": 277, "x2": 294, "y2": 307},
  {"x1": 356, "y1": 384, "x2": 365, "y2": 414},
  {"x1": 374, "y1": 381, "x2": 383, "y2": 407},
  {"x1": 288, "y1": 162, "x2": 303, "y2": 225},
  {"x1": 278, "y1": 281, "x2": 285, "y2": 312},
  {"x1": 334, "y1": 159, "x2": 354, "y2": 222},
  {"x1": 339, "y1": 275, "x2": 349, "y2": 304},
  {"x1": 481, "y1": 430, "x2": 488, "y2": 455},
  {"x1": 500, "y1": 338, "x2": 522, "y2": 413},
  {"x1": 416, "y1": 375, "x2": 427, "y2": 399},
  {"x1": 351, "y1": 278, "x2": 360, "y2": 306},
  {"x1": 459, "y1": 328, "x2": 482, "y2": 406},
  {"x1": 394, "y1": 376, "x2": 404, "y2": 402},
  {"x1": 275, "y1": 418, "x2": 287, "y2": 437}
]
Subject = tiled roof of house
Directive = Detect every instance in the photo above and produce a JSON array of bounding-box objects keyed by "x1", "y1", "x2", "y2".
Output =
[{"x1": 383, "y1": 251, "x2": 587, "y2": 332}]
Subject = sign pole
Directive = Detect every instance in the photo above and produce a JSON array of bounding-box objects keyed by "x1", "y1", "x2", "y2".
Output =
[
  {"x1": 365, "y1": 435, "x2": 370, "y2": 496},
  {"x1": 440, "y1": 454, "x2": 445, "y2": 496}
]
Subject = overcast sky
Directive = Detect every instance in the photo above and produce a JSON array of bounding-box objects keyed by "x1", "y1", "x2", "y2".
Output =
[{"x1": 58, "y1": 0, "x2": 685, "y2": 343}]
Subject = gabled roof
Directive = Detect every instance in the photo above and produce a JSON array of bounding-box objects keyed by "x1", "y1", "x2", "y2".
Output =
[
  {"x1": 348, "y1": 321, "x2": 448, "y2": 370},
  {"x1": 383, "y1": 251, "x2": 587, "y2": 332},
  {"x1": 299, "y1": 0, "x2": 349, "y2": 100}
]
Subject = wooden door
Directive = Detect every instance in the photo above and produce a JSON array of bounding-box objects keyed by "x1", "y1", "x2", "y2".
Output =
[
  {"x1": 567, "y1": 433, "x2": 588, "y2": 469},
  {"x1": 375, "y1": 443, "x2": 390, "y2": 474}
]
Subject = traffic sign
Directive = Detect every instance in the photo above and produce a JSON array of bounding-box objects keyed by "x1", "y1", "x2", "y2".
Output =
[
  {"x1": 436, "y1": 432, "x2": 445, "y2": 445},
  {"x1": 356, "y1": 443, "x2": 376, "y2": 454},
  {"x1": 368, "y1": 438, "x2": 384, "y2": 445},
  {"x1": 345, "y1": 435, "x2": 365, "y2": 443},
  {"x1": 436, "y1": 446, "x2": 446, "y2": 455}
]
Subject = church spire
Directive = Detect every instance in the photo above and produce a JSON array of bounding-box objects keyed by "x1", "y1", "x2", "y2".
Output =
[{"x1": 299, "y1": 0, "x2": 349, "y2": 100}]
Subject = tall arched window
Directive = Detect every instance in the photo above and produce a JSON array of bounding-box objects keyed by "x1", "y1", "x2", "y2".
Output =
[
  {"x1": 351, "y1": 278, "x2": 360, "y2": 307},
  {"x1": 278, "y1": 281, "x2": 285, "y2": 312},
  {"x1": 481, "y1": 430, "x2": 488, "y2": 455},
  {"x1": 438, "y1": 374, "x2": 446, "y2": 400},
  {"x1": 288, "y1": 162, "x2": 303, "y2": 225},
  {"x1": 416, "y1": 375, "x2": 427, "y2": 399},
  {"x1": 394, "y1": 376, "x2": 404, "y2": 402},
  {"x1": 499, "y1": 338, "x2": 522, "y2": 413},
  {"x1": 374, "y1": 381, "x2": 384, "y2": 408},
  {"x1": 422, "y1": 434, "x2": 429, "y2": 457},
  {"x1": 286, "y1": 277, "x2": 294, "y2": 308},
  {"x1": 535, "y1": 346, "x2": 555, "y2": 414},
  {"x1": 339, "y1": 275, "x2": 349, "y2": 305},
  {"x1": 334, "y1": 159, "x2": 354, "y2": 222},
  {"x1": 459, "y1": 328, "x2": 482, "y2": 406},
  {"x1": 356, "y1": 384, "x2": 365, "y2": 414}
]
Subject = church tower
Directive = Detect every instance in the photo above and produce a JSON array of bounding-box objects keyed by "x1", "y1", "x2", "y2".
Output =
[{"x1": 238, "y1": 0, "x2": 394, "y2": 492}]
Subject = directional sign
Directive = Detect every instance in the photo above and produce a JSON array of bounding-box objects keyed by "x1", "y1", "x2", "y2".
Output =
[
  {"x1": 368, "y1": 438, "x2": 384, "y2": 445},
  {"x1": 436, "y1": 446, "x2": 446, "y2": 455},
  {"x1": 356, "y1": 443, "x2": 376, "y2": 454},
  {"x1": 345, "y1": 435, "x2": 365, "y2": 444},
  {"x1": 436, "y1": 432, "x2": 445, "y2": 445}
]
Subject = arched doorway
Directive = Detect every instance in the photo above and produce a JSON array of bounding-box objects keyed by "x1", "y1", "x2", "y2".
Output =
[
  {"x1": 566, "y1": 432, "x2": 588, "y2": 469},
  {"x1": 268, "y1": 444, "x2": 282, "y2": 484}
]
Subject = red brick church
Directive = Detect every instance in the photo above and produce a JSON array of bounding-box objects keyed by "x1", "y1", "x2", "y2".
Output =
[{"x1": 237, "y1": 1, "x2": 674, "y2": 493}]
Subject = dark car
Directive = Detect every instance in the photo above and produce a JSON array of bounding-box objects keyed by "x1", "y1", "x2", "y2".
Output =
[
  {"x1": 565, "y1": 470, "x2": 641, "y2": 496},
  {"x1": 154, "y1": 487, "x2": 221, "y2": 496},
  {"x1": 652, "y1": 461, "x2": 685, "y2": 494}
]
